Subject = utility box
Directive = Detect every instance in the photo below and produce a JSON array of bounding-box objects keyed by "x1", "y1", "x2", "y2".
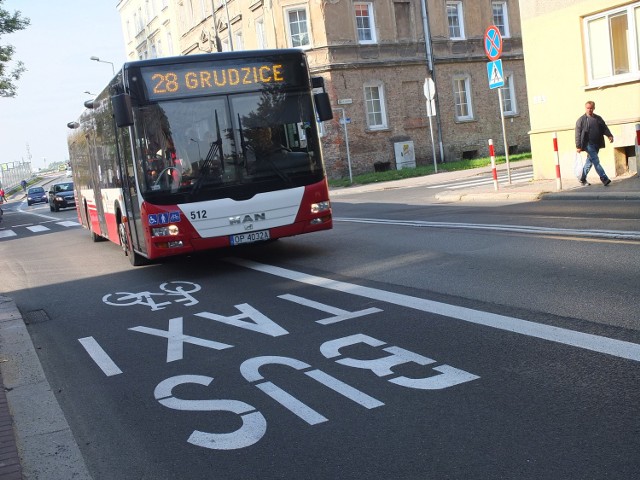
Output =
[{"x1": 394, "y1": 141, "x2": 416, "y2": 170}]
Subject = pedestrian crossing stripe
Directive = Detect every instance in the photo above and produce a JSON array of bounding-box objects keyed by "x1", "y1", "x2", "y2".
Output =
[
  {"x1": 0, "y1": 221, "x2": 81, "y2": 239},
  {"x1": 27, "y1": 225, "x2": 50, "y2": 233}
]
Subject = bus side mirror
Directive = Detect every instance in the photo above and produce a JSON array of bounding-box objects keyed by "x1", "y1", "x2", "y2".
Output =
[
  {"x1": 314, "y1": 92, "x2": 333, "y2": 122},
  {"x1": 112, "y1": 93, "x2": 134, "y2": 128}
]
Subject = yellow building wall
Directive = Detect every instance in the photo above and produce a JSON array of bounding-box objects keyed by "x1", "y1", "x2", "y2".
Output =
[{"x1": 521, "y1": 0, "x2": 640, "y2": 180}]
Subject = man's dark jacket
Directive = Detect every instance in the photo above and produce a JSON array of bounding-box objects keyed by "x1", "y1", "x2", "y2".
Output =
[{"x1": 575, "y1": 113, "x2": 612, "y2": 150}]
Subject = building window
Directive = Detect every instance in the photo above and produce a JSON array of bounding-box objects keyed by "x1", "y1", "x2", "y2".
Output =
[
  {"x1": 166, "y1": 32, "x2": 174, "y2": 55},
  {"x1": 584, "y1": 3, "x2": 640, "y2": 86},
  {"x1": 256, "y1": 17, "x2": 266, "y2": 49},
  {"x1": 446, "y1": 1, "x2": 464, "y2": 40},
  {"x1": 234, "y1": 30, "x2": 244, "y2": 51},
  {"x1": 354, "y1": 2, "x2": 376, "y2": 44},
  {"x1": 363, "y1": 81, "x2": 387, "y2": 129},
  {"x1": 286, "y1": 7, "x2": 311, "y2": 48},
  {"x1": 453, "y1": 75, "x2": 473, "y2": 121},
  {"x1": 500, "y1": 73, "x2": 517, "y2": 116},
  {"x1": 492, "y1": 1, "x2": 510, "y2": 38}
]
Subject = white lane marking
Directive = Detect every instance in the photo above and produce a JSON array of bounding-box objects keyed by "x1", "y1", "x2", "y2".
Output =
[
  {"x1": 26, "y1": 225, "x2": 50, "y2": 233},
  {"x1": 0, "y1": 230, "x2": 17, "y2": 238},
  {"x1": 227, "y1": 259, "x2": 640, "y2": 363},
  {"x1": 57, "y1": 221, "x2": 81, "y2": 227},
  {"x1": 78, "y1": 337, "x2": 123, "y2": 376},
  {"x1": 334, "y1": 218, "x2": 640, "y2": 241}
]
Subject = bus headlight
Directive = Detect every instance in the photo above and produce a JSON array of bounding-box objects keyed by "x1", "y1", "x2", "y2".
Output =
[
  {"x1": 310, "y1": 201, "x2": 330, "y2": 214},
  {"x1": 152, "y1": 224, "x2": 180, "y2": 237}
]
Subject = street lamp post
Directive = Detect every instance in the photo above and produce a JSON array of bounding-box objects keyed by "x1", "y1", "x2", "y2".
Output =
[{"x1": 90, "y1": 56, "x2": 115, "y2": 75}]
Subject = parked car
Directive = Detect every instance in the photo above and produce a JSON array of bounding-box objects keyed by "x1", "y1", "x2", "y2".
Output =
[
  {"x1": 48, "y1": 181, "x2": 76, "y2": 211},
  {"x1": 27, "y1": 186, "x2": 48, "y2": 206}
]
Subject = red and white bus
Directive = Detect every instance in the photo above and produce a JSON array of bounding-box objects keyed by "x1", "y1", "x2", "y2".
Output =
[{"x1": 67, "y1": 49, "x2": 333, "y2": 265}]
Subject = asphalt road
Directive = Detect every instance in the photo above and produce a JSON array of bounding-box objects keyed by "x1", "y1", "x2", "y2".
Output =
[{"x1": 1, "y1": 173, "x2": 639, "y2": 479}]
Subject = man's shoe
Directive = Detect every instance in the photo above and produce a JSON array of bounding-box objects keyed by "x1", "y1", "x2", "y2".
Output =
[
  {"x1": 603, "y1": 178, "x2": 611, "y2": 186},
  {"x1": 579, "y1": 179, "x2": 590, "y2": 186}
]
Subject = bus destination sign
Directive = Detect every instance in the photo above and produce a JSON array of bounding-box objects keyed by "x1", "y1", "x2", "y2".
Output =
[{"x1": 140, "y1": 62, "x2": 294, "y2": 100}]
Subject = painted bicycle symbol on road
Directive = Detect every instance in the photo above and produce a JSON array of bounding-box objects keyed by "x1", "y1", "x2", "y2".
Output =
[{"x1": 102, "y1": 281, "x2": 201, "y2": 311}]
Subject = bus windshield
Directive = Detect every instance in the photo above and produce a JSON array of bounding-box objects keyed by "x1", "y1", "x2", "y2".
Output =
[{"x1": 134, "y1": 88, "x2": 322, "y2": 201}]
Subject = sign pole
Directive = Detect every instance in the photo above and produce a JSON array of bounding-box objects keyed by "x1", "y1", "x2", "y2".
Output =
[
  {"x1": 424, "y1": 78, "x2": 438, "y2": 173},
  {"x1": 497, "y1": 87, "x2": 511, "y2": 184},
  {"x1": 484, "y1": 25, "x2": 510, "y2": 185},
  {"x1": 334, "y1": 107, "x2": 353, "y2": 184}
]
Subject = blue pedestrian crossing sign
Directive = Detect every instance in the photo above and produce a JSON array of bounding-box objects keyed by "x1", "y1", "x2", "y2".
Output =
[{"x1": 487, "y1": 59, "x2": 504, "y2": 89}]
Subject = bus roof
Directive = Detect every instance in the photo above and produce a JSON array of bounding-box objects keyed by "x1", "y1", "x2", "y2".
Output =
[{"x1": 122, "y1": 49, "x2": 307, "y2": 71}]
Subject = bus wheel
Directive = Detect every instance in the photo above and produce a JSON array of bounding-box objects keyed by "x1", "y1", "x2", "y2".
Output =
[
  {"x1": 85, "y1": 204, "x2": 101, "y2": 242},
  {"x1": 118, "y1": 221, "x2": 146, "y2": 266},
  {"x1": 89, "y1": 224, "x2": 101, "y2": 242}
]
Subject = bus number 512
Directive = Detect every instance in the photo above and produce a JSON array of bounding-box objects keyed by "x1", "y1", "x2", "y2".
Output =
[{"x1": 190, "y1": 210, "x2": 207, "y2": 220}]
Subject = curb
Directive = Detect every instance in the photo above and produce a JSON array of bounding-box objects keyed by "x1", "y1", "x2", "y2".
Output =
[
  {"x1": 434, "y1": 191, "x2": 545, "y2": 203},
  {"x1": 0, "y1": 296, "x2": 91, "y2": 480}
]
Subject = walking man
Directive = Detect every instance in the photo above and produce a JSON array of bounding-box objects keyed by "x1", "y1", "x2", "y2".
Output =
[{"x1": 575, "y1": 100, "x2": 614, "y2": 186}]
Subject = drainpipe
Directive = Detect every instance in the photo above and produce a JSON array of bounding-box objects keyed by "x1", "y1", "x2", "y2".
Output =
[
  {"x1": 210, "y1": 0, "x2": 222, "y2": 52},
  {"x1": 420, "y1": 0, "x2": 445, "y2": 163}
]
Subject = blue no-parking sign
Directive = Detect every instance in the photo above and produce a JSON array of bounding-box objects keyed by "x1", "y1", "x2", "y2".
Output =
[{"x1": 484, "y1": 26, "x2": 503, "y2": 61}]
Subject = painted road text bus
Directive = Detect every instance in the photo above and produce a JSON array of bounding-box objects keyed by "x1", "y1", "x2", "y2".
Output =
[{"x1": 67, "y1": 50, "x2": 333, "y2": 265}]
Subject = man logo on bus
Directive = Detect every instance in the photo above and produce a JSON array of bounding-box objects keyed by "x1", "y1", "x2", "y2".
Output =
[{"x1": 229, "y1": 213, "x2": 266, "y2": 225}]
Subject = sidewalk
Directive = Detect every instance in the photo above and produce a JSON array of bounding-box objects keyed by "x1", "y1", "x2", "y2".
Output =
[{"x1": 330, "y1": 160, "x2": 640, "y2": 202}]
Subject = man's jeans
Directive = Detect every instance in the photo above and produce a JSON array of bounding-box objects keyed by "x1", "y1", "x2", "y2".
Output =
[{"x1": 582, "y1": 143, "x2": 609, "y2": 182}]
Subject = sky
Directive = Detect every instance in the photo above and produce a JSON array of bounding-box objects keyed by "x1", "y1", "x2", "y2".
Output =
[{"x1": 0, "y1": 1, "x2": 127, "y2": 171}]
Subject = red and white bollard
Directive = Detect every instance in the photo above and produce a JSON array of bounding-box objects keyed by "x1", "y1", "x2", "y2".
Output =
[
  {"x1": 488, "y1": 139, "x2": 498, "y2": 191},
  {"x1": 553, "y1": 132, "x2": 562, "y2": 191}
]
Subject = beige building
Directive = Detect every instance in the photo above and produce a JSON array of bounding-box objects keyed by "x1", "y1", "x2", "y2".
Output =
[
  {"x1": 519, "y1": 0, "x2": 640, "y2": 180},
  {"x1": 117, "y1": 0, "x2": 181, "y2": 60},
  {"x1": 116, "y1": 1, "x2": 531, "y2": 179}
]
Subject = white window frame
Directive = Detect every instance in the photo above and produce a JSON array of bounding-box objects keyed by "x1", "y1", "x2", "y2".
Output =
[
  {"x1": 446, "y1": 1, "x2": 465, "y2": 40},
  {"x1": 500, "y1": 72, "x2": 517, "y2": 116},
  {"x1": 452, "y1": 75, "x2": 473, "y2": 121},
  {"x1": 492, "y1": 1, "x2": 510, "y2": 38},
  {"x1": 256, "y1": 17, "x2": 266, "y2": 49},
  {"x1": 363, "y1": 80, "x2": 388, "y2": 130},
  {"x1": 583, "y1": 2, "x2": 640, "y2": 87},
  {"x1": 285, "y1": 6, "x2": 312, "y2": 49},
  {"x1": 234, "y1": 30, "x2": 244, "y2": 51},
  {"x1": 167, "y1": 32, "x2": 174, "y2": 55},
  {"x1": 354, "y1": 2, "x2": 377, "y2": 45}
]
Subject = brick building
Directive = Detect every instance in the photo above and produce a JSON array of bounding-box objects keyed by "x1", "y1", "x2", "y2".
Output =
[{"x1": 117, "y1": 0, "x2": 530, "y2": 179}]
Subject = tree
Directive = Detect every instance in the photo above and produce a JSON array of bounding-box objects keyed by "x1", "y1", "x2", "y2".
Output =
[{"x1": 0, "y1": 0, "x2": 30, "y2": 97}]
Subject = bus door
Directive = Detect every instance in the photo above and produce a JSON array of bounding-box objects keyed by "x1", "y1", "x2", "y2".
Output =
[
  {"x1": 118, "y1": 128, "x2": 146, "y2": 255},
  {"x1": 85, "y1": 132, "x2": 108, "y2": 237}
]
